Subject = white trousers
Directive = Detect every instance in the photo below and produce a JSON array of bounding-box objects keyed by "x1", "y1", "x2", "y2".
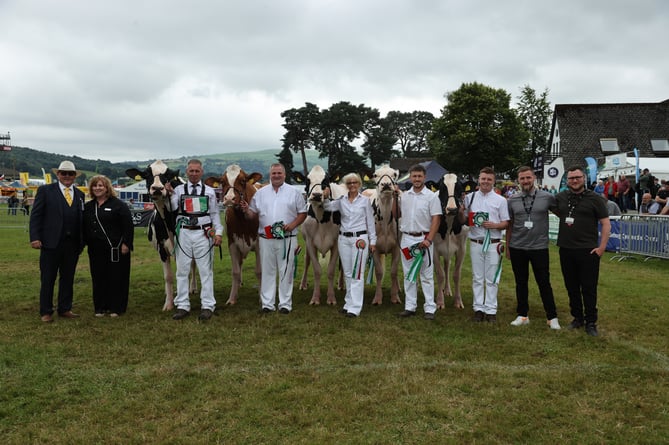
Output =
[
  {"x1": 400, "y1": 234, "x2": 436, "y2": 314},
  {"x1": 259, "y1": 236, "x2": 296, "y2": 311},
  {"x1": 175, "y1": 228, "x2": 216, "y2": 312},
  {"x1": 338, "y1": 234, "x2": 369, "y2": 316},
  {"x1": 469, "y1": 240, "x2": 501, "y2": 314}
]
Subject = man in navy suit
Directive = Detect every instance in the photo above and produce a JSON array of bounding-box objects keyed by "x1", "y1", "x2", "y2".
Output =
[{"x1": 30, "y1": 161, "x2": 85, "y2": 322}]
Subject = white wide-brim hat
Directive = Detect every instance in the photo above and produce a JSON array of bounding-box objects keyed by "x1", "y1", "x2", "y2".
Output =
[{"x1": 52, "y1": 160, "x2": 81, "y2": 177}]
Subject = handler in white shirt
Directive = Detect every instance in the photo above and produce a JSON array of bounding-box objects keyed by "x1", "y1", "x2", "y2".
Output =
[
  {"x1": 241, "y1": 163, "x2": 307, "y2": 314},
  {"x1": 323, "y1": 173, "x2": 377, "y2": 317}
]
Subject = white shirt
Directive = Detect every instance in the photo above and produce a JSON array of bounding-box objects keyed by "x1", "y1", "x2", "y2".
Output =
[
  {"x1": 324, "y1": 193, "x2": 377, "y2": 245},
  {"x1": 465, "y1": 190, "x2": 509, "y2": 240},
  {"x1": 249, "y1": 183, "x2": 307, "y2": 235},
  {"x1": 170, "y1": 181, "x2": 224, "y2": 236},
  {"x1": 398, "y1": 187, "x2": 441, "y2": 233}
]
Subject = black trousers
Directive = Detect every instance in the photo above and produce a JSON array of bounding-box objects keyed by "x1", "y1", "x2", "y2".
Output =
[
  {"x1": 88, "y1": 242, "x2": 131, "y2": 314},
  {"x1": 559, "y1": 247, "x2": 600, "y2": 324},
  {"x1": 509, "y1": 247, "x2": 557, "y2": 320},
  {"x1": 39, "y1": 238, "x2": 80, "y2": 316}
]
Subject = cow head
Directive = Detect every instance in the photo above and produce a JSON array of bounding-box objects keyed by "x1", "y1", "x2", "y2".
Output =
[
  {"x1": 437, "y1": 173, "x2": 465, "y2": 237},
  {"x1": 292, "y1": 165, "x2": 339, "y2": 203},
  {"x1": 372, "y1": 164, "x2": 399, "y2": 194},
  {"x1": 205, "y1": 164, "x2": 262, "y2": 208},
  {"x1": 438, "y1": 173, "x2": 464, "y2": 215},
  {"x1": 126, "y1": 160, "x2": 181, "y2": 201}
]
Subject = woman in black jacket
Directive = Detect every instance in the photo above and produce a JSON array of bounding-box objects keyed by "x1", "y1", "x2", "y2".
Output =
[{"x1": 83, "y1": 175, "x2": 134, "y2": 317}]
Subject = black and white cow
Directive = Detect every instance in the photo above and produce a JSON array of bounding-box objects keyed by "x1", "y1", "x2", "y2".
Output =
[
  {"x1": 433, "y1": 173, "x2": 468, "y2": 309},
  {"x1": 293, "y1": 165, "x2": 345, "y2": 305},
  {"x1": 126, "y1": 160, "x2": 196, "y2": 310}
]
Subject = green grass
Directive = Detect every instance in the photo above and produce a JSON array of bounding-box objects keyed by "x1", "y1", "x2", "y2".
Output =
[{"x1": 1, "y1": 226, "x2": 668, "y2": 444}]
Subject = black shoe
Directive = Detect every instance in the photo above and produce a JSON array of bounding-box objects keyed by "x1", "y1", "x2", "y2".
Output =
[
  {"x1": 258, "y1": 307, "x2": 273, "y2": 314},
  {"x1": 424, "y1": 312, "x2": 435, "y2": 320},
  {"x1": 472, "y1": 311, "x2": 485, "y2": 322},
  {"x1": 568, "y1": 318, "x2": 584, "y2": 330},
  {"x1": 346, "y1": 312, "x2": 357, "y2": 318},
  {"x1": 198, "y1": 309, "x2": 213, "y2": 321},
  {"x1": 339, "y1": 308, "x2": 348, "y2": 315},
  {"x1": 585, "y1": 323, "x2": 599, "y2": 337},
  {"x1": 172, "y1": 309, "x2": 189, "y2": 320},
  {"x1": 397, "y1": 310, "x2": 416, "y2": 318},
  {"x1": 278, "y1": 308, "x2": 291, "y2": 314},
  {"x1": 485, "y1": 314, "x2": 497, "y2": 323}
]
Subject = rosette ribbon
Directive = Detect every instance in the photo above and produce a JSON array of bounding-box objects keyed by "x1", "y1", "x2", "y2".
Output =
[
  {"x1": 365, "y1": 254, "x2": 375, "y2": 284},
  {"x1": 351, "y1": 239, "x2": 366, "y2": 280},
  {"x1": 493, "y1": 242, "x2": 505, "y2": 284},
  {"x1": 406, "y1": 243, "x2": 424, "y2": 283}
]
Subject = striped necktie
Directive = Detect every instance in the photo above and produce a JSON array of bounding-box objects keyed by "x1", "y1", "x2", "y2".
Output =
[{"x1": 64, "y1": 187, "x2": 73, "y2": 206}]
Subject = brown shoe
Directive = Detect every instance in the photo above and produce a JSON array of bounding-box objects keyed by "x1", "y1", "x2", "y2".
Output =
[
  {"x1": 59, "y1": 311, "x2": 80, "y2": 319},
  {"x1": 41, "y1": 314, "x2": 54, "y2": 323}
]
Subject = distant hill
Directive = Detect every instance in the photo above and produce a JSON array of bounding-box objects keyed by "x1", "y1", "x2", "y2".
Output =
[{"x1": 0, "y1": 146, "x2": 327, "y2": 184}]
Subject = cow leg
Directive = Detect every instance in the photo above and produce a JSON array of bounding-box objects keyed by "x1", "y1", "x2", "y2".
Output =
[
  {"x1": 389, "y1": 246, "x2": 402, "y2": 304},
  {"x1": 325, "y1": 249, "x2": 338, "y2": 305},
  {"x1": 300, "y1": 245, "x2": 310, "y2": 291},
  {"x1": 337, "y1": 257, "x2": 344, "y2": 290},
  {"x1": 435, "y1": 255, "x2": 446, "y2": 310},
  {"x1": 372, "y1": 252, "x2": 385, "y2": 305},
  {"x1": 227, "y1": 247, "x2": 242, "y2": 305},
  {"x1": 452, "y1": 242, "x2": 466, "y2": 309},
  {"x1": 162, "y1": 259, "x2": 175, "y2": 311}
]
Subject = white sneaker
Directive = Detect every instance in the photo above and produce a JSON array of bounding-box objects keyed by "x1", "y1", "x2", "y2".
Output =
[
  {"x1": 547, "y1": 318, "x2": 561, "y2": 330},
  {"x1": 510, "y1": 316, "x2": 529, "y2": 326}
]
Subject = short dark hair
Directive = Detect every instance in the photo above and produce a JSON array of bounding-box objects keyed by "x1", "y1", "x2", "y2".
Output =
[
  {"x1": 409, "y1": 164, "x2": 426, "y2": 174},
  {"x1": 517, "y1": 166, "x2": 534, "y2": 175},
  {"x1": 566, "y1": 165, "x2": 585, "y2": 175},
  {"x1": 479, "y1": 166, "x2": 495, "y2": 177}
]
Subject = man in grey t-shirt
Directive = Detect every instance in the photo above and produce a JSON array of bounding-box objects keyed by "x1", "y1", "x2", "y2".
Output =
[{"x1": 506, "y1": 166, "x2": 561, "y2": 330}]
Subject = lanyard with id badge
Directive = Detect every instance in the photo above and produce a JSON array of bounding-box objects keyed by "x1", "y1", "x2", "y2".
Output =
[{"x1": 522, "y1": 191, "x2": 536, "y2": 229}]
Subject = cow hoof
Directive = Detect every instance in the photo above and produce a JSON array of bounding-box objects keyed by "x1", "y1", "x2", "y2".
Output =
[
  {"x1": 163, "y1": 303, "x2": 174, "y2": 311},
  {"x1": 371, "y1": 298, "x2": 382, "y2": 305},
  {"x1": 437, "y1": 303, "x2": 445, "y2": 310},
  {"x1": 226, "y1": 298, "x2": 238, "y2": 306},
  {"x1": 391, "y1": 298, "x2": 402, "y2": 305},
  {"x1": 326, "y1": 299, "x2": 337, "y2": 306},
  {"x1": 309, "y1": 299, "x2": 321, "y2": 306},
  {"x1": 453, "y1": 299, "x2": 464, "y2": 309},
  {"x1": 299, "y1": 284, "x2": 309, "y2": 291}
]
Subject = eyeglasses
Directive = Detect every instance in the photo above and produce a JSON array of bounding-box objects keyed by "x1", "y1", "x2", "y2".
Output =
[
  {"x1": 567, "y1": 176, "x2": 584, "y2": 180},
  {"x1": 346, "y1": 182, "x2": 359, "y2": 185},
  {"x1": 58, "y1": 171, "x2": 76, "y2": 177}
]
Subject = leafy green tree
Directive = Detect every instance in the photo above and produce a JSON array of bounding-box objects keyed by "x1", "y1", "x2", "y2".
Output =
[
  {"x1": 516, "y1": 85, "x2": 552, "y2": 163},
  {"x1": 280, "y1": 102, "x2": 320, "y2": 175},
  {"x1": 429, "y1": 82, "x2": 529, "y2": 176},
  {"x1": 275, "y1": 146, "x2": 294, "y2": 182},
  {"x1": 386, "y1": 110, "x2": 435, "y2": 157},
  {"x1": 361, "y1": 109, "x2": 398, "y2": 170},
  {"x1": 317, "y1": 101, "x2": 368, "y2": 173}
]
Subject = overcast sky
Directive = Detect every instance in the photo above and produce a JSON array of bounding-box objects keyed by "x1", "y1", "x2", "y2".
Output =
[{"x1": 1, "y1": 0, "x2": 668, "y2": 163}]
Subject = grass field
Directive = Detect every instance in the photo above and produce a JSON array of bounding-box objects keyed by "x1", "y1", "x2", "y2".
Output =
[{"x1": 1, "y1": 225, "x2": 668, "y2": 444}]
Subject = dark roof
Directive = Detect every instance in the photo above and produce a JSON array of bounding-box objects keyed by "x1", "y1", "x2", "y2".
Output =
[
  {"x1": 547, "y1": 99, "x2": 669, "y2": 168},
  {"x1": 389, "y1": 157, "x2": 434, "y2": 173}
]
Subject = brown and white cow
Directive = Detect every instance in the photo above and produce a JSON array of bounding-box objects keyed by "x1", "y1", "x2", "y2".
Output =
[
  {"x1": 293, "y1": 165, "x2": 345, "y2": 305},
  {"x1": 205, "y1": 164, "x2": 263, "y2": 305},
  {"x1": 433, "y1": 173, "x2": 469, "y2": 309},
  {"x1": 367, "y1": 164, "x2": 402, "y2": 305},
  {"x1": 126, "y1": 160, "x2": 196, "y2": 311}
]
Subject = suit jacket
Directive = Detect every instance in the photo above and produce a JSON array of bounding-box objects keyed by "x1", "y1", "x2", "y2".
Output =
[{"x1": 30, "y1": 182, "x2": 85, "y2": 250}]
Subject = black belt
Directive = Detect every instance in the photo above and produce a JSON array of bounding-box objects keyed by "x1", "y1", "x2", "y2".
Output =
[
  {"x1": 182, "y1": 223, "x2": 211, "y2": 230},
  {"x1": 339, "y1": 230, "x2": 367, "y2": 237},
  {"x1": 471, "y1": 238, "x2": 501, "y2": 244},
  {"x1": 403, "y1": 231, "x2": 429, "y2": 237},
  {"x1": 259, "y1": 234, "x2": 297, "y2": 239}
]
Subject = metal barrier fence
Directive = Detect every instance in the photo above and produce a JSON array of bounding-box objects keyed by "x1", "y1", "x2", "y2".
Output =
[
  {"x1": 610, "y1": 214, "x2": 669, "y2": 261},
  {"x1": 0, "y1": 207, "x2": 29, "y2": 230}
]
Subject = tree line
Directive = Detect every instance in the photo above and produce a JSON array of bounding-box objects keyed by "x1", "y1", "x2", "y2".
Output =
[{"x1": 278, "y1": 83, "x2": 551, "y2": 178}]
